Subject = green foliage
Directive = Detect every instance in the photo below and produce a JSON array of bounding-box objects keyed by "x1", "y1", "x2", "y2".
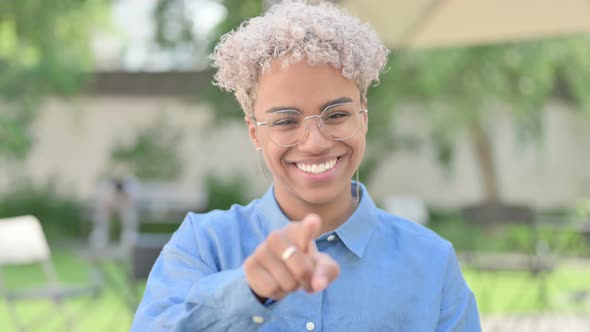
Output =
[
  {"x1": 0, "y1": 99, "x2": 35, "y2": 159},
  {"x1": 427, "y1": 208, "x2": 589, "y2": 256},
  {"x1": 572, "y1": 198, "x2": 590, "y2": 220},
  {"x1": 153, "y1": 0, "x2": 195, "y2": 49},
  {"x1": 204, "y1": 173, "x2": 251, "y2": 211},
  {"x1": 0, "y1": 179, "x2": 86, "y2": 238},
  {"x1": 109, "y1": 119, "x2": 184, "y2": 180},
  {"x1": 0, "y1": 0, "x2": 107, "y2": 160},
  {"x1": 363, "y1": 36, "x2": 590, "y2": 191},
  {"x1": 207, "y1": 0, "x2": 263, "y2": 48},
  {"x1": 385, "y1": 36, "x2": 590, "y2": 141},
  {"x1": 152, "y1": 0, "x2": 263, "y2": 125},
  {"x1": 197, "y1": 0, "x2": 264, "y2": 125}
]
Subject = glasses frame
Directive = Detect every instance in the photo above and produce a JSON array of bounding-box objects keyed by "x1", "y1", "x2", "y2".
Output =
[{"x1": 254, "y1": 102, "x2": 368, "y2": 147}]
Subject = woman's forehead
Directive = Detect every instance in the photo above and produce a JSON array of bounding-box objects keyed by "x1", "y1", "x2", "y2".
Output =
[{"x1": 255, "y1": 60, "x2": 360, "y2": 111}]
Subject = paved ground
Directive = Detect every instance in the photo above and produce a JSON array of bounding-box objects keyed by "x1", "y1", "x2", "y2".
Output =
[{"x1": 482, "y1": 314, "x2": 590, "y2": 332}]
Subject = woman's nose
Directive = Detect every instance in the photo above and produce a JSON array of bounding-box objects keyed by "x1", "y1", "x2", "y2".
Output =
[{"x1": 298, "y1": 117, "x2": 332, "y2": 151}]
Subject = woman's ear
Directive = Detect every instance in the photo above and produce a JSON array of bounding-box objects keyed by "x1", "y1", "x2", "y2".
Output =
[
  {"x1": 245, "y1": 115, "x2": 261, "y2": 149},
  {"x1": 362, "y1": 100, "x2": 369, "y2": 133}
]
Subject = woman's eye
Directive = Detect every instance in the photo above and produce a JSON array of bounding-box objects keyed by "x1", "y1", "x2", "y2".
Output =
[
  {"x1": 273, "y1": 119, "x2": 299, "y2": 126},
  {"x1": 326, "y1": 112, "x2": 349, "y2": 120}
]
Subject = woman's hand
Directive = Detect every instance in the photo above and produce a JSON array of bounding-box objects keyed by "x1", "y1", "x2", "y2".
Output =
[{"x1": 244, "y1": 214, "x2": 340, "y2": 301}]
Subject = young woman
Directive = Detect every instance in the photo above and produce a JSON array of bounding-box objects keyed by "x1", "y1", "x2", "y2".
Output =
[{"x1": 131, "y1": 1, "x2": 481, "y2": 331}]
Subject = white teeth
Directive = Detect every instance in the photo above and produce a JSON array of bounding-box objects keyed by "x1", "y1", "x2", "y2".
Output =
[{"x1": 296, "y1": 159, "x2": 337, "y2": 174}]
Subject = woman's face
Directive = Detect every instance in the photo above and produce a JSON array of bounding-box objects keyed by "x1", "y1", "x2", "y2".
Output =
[{"x1": 246, "y1": 59, "x2": 367, "y2": 209}]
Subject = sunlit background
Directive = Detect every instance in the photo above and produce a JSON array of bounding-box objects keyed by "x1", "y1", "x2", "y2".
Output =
[{"x1": 1, "y1": 0, "x2": 590, "y2": 331}]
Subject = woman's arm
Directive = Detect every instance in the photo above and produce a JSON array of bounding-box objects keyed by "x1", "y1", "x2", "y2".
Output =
[{"x1": 130, "y1": 214, "x2": 271, "y2": 332}]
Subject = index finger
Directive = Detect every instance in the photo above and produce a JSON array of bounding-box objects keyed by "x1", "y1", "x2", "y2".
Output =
[{"x1": 285, "y1": 214, "x2": 322, "y2": 252}]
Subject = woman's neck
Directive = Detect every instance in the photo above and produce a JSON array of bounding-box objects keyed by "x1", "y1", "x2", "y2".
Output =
[{"x1": 276, "y1": 186, "x2": 358, "y2": 235}]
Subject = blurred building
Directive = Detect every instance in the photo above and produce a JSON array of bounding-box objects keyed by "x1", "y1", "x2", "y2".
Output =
[{"x1": 1, "y1": 70, "x2": 588, "y2": 209}]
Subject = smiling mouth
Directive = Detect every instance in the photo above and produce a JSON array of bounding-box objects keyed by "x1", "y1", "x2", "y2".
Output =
[{"x1": 294, "y1": 157, "x2": 339, "y2": 174}]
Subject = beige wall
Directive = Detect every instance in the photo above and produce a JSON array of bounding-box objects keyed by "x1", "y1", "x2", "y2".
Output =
[
  {"x1": 1, "y1": 96, "x2": 588, "y2": 209},
  {"x1": 370, "y1": 101, "x2": 590, "y2": 208},
  {"x1": 16, "y1": 96, "x2": 264, "y2": 197}
]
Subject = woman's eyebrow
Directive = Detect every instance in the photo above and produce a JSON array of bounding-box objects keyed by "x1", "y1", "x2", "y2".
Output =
[
  {"x1": 320, "y1": 97, "x2": 353, "y2": 110},
  {"x1": 265, "y1": 106, "x2": 300, "y2": 114}
]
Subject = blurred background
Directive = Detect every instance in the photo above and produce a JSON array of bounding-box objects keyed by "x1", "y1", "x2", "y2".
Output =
[{"x1": 1, "y1": 0, "x2": 589, "y2": 331}]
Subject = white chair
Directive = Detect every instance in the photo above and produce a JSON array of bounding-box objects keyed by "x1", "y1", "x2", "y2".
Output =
[{"x1": 0, "y1": 215, "x2": 101, "y2": 332}]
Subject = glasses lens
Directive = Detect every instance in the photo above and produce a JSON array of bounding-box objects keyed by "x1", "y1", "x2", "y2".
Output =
[
  {"x1": 321, "y1": 104, "x2": 361, "y2": 140},
  {"x1": 264, "y1": 110, "x2": 305, "y2": 146}
]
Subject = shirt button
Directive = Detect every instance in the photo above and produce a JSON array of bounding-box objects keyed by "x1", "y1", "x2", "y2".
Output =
[
  {"x1": 306, "y1": 321, "x2": 315, "y2": 331},
  {"x1": 327, "y1": 234, "x2": 337, "y2": 241},
  {"x1": 252, "y1": 315, "x2": 265, "y2": 324}
]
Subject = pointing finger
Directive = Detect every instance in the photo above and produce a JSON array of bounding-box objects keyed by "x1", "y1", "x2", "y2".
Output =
[
  {"x1": 311, "y1": 252, "x2": 340, "y2": 293},
  {"x1": 286, "y1": 214, "x2": 322, "y2": 252}
]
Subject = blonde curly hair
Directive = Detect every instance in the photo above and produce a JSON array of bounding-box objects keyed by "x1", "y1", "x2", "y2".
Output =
[{"x1": 210, "y1": 0, "x2": 389, "y2": 115}]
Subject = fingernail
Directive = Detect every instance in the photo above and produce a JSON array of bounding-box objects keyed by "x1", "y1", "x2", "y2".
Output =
[
  {"x1": 314, "y1": 276, "x2": 327, "y2": 291},
  {"x1": 307, "y1": 214, "x2": 320, "y2": 223}
]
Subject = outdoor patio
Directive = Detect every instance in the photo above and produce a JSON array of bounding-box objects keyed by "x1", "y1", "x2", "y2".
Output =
[{"x1": 2, "y1": 0, "x2": 590, "y2": 331}]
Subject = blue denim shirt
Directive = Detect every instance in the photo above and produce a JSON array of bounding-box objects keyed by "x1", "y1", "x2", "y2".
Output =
[{"x1": 131, "y1": 183, "x2": 481, "y2": 331}]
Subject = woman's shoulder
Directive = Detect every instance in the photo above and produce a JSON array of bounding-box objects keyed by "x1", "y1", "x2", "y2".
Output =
[
  {"x1": 183, "y1": 199, "x2": 261, "y2": 232},
  {"x1": 375, "y1": 208, "x2": 452, "y2": 250},
  {"x1": 166, "y1": 199, "x2": 262, "y2": 255}
]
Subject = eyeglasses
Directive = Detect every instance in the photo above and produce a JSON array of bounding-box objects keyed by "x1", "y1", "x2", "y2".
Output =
[{"x1": 254, "y1": 102, "x2": 367, "y2": 147}]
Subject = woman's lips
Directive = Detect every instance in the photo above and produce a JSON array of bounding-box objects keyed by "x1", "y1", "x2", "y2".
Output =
[
  {"x1": 290, "y1": 156, "x2": 341, "y2": 180},
  {"x1": 295, "y1": 158, "x2": 337, "y2": 174}
]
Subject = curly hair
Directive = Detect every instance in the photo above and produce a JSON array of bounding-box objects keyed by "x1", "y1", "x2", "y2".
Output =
[{"x1": 210, "y1": 0, "x2": 389, "y2": 115}]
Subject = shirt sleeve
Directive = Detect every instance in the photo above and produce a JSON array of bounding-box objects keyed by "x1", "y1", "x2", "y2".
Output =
[
  {"x1": 130, "y1": 214, "x2": 272, "y2": 332},
  {"x1": 435, "y1": 244, "x2": 482, "y2": 332}
]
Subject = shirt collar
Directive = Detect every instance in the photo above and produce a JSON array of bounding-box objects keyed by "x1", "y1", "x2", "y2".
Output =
[
  {"x1": 257, "y1": 185, "x2": 291, "y2": 233},
  {"x1": 256, "y1": 182, "x2": 379, "y2": 258},
  {"x1": 333, "y1": 182, "x2": 379, "y2": 258}
]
